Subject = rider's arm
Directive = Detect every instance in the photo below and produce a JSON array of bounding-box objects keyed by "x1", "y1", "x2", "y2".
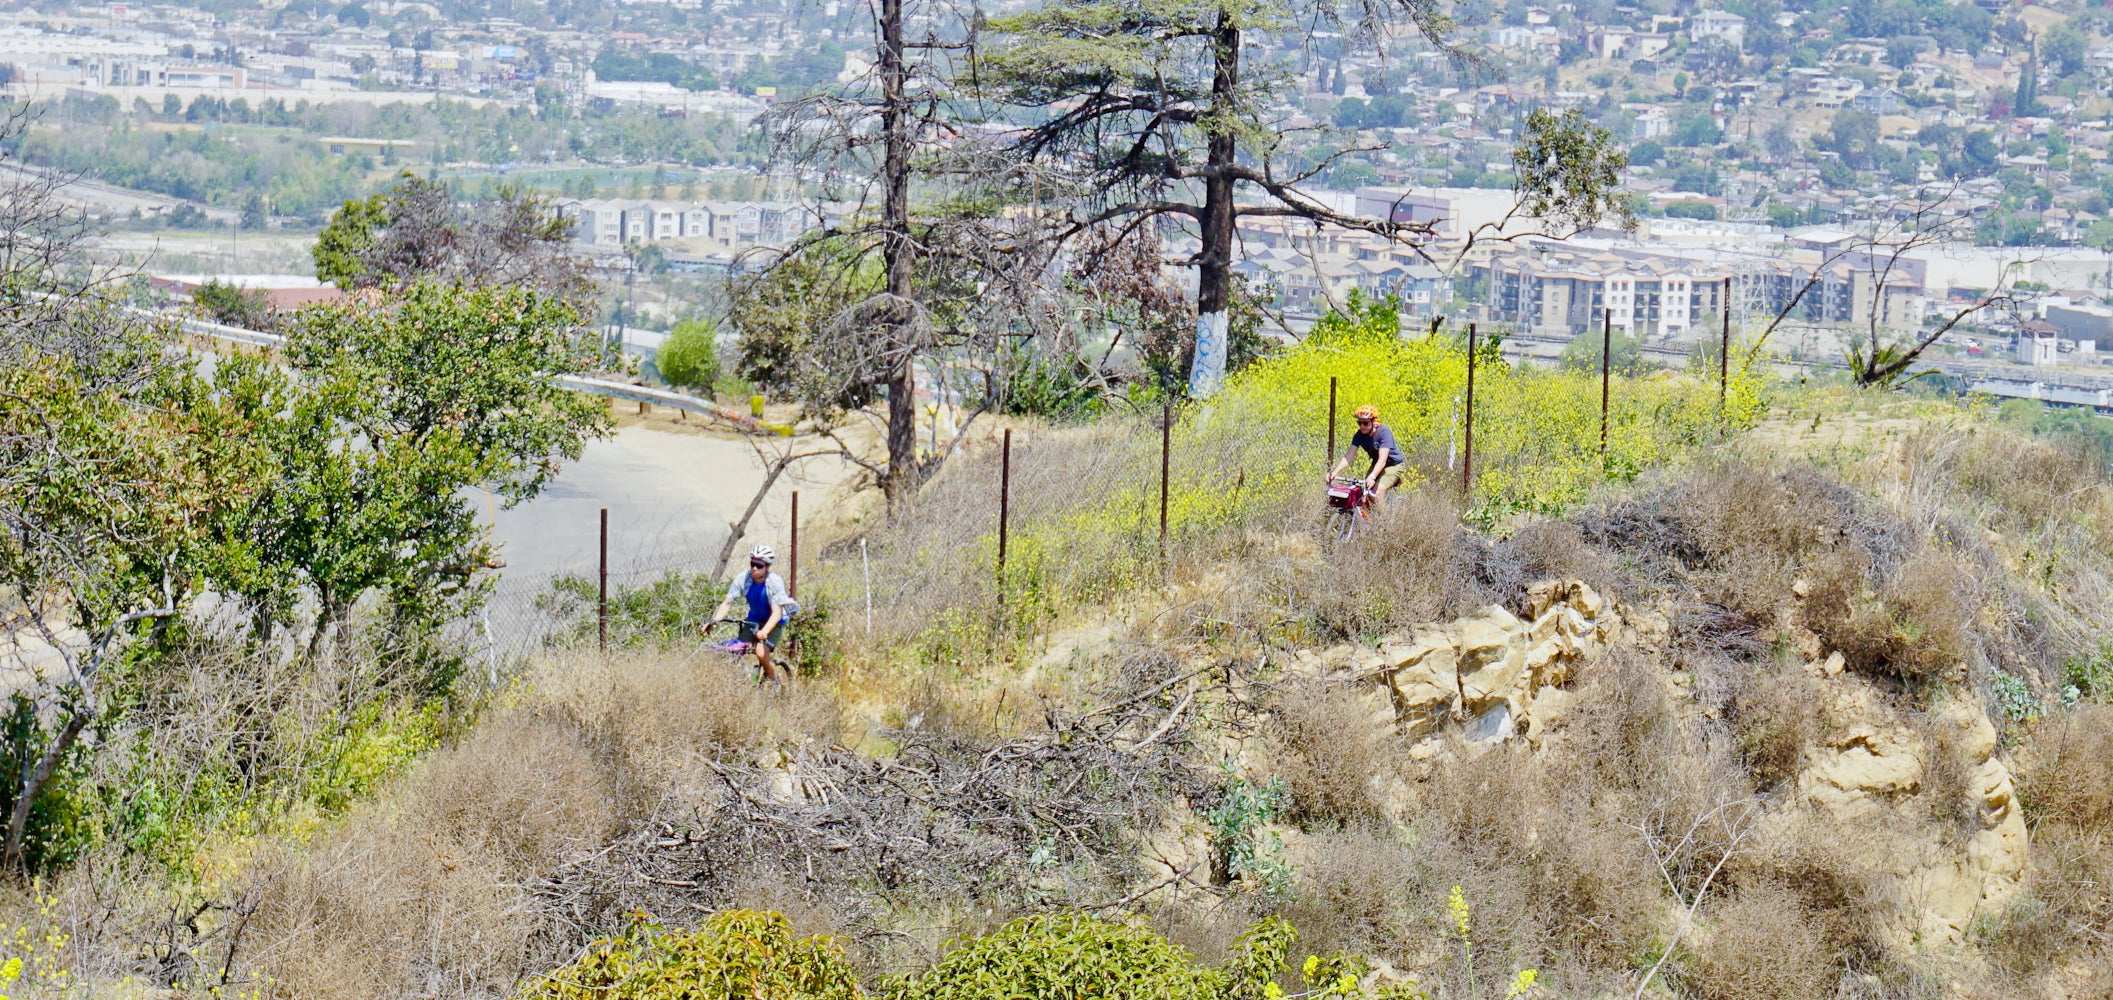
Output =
[
  {"x1": 757, "y1": 573, "x2": 795, "y2": 639},
  {"x1": 710, "y1": 577, "x2": 739, "y2": 624},
  {"x1": 1330, "y1": 440, "x2": 1362, "y2": 478},
  {"x1": 1368, "y1": 447, "x2": 1391, "y2": 484}
]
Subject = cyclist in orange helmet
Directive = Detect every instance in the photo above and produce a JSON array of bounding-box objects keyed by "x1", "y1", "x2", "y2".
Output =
[{"x1": 1327, "y1": 404, "x2": 1408, "y2": 509}]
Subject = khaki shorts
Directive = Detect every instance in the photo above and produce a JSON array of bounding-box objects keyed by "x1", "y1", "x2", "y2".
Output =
[
  {"x1": 739, "y1": 618, "x2": 791, "y2": 650},
  {"x1": 1370, "y1": 464, "x2": 1410, "y2": 491}
]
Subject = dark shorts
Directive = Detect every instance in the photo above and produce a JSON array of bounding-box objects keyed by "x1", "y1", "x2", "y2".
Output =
[{"x1": 739, "y1": 618, "x2": 790, "y2": 649}]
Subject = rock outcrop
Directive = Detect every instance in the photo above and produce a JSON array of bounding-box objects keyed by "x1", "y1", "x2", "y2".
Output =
[
  {"x1": 1781, "y1": 671, "x2": 2028, "y2": 946},
  {"x1": 1325, "y1": 579, "x2": 2025, "y2": 950},
  {"x1": 1364, "y1": 580, "x2": 1618, "y2": 744},
  {"x1": 1262, "y1": 576, "x2": 2035, "y2": 957}
]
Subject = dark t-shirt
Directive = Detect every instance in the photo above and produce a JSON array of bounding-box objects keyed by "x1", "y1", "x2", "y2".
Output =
[{"x1": 1351, "y1": 424, "x2": 1403, "y2": 469}]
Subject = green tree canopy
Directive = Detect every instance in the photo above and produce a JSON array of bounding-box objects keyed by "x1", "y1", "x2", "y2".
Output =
[
  {"x1": 655, "y1": 317, "x2": 722, "y2": 394},
  {"x1": 311, "y1": 174, "x2": 592, "y2": 307}
]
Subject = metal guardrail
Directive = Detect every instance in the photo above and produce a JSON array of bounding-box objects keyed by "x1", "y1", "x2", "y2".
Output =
[
  {"x1": 169, "y1": 312, "x2": 772, "y2": 430},
  {"x1": 172, "y1": 313, "x2": 287, "y2": 349}
]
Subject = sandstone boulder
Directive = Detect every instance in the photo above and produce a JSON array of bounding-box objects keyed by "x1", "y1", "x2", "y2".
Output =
[
  {"x1": 1455, "y1": 605, "x2": 1527, "y2": 716},
  {"x1": 1798, "y1": 727, "x2": 1924, "y2": 816},
  {"x1": 1786, "y1": 685, "x2": 2027, "y2": 946},
  {"x1": 1382, "y1": 635, "x2": 1459, "y2": 736},
  {"x1": 1367, "y1": 580, "x2": 1618, "y2": 745}
]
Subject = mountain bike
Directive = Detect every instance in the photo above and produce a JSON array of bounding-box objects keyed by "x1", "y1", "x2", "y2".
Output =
[
  {"x1": 702, "y1": 618, "x2": 791, "y2": 683},
  {"x1": 1325, "y1": 477, "x2": 1373, "y2": 543}
]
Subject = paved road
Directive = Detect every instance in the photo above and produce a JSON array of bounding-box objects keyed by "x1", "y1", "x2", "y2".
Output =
[
  {"x1": 0, "y1": 162, "x2": 238, "y2": 224},
  {"x1": 488, "y1": 428, "x2": 739, "y2": 587},
  {"x1": 480, "y1": 422, "x2": 854, "y2": 644}
]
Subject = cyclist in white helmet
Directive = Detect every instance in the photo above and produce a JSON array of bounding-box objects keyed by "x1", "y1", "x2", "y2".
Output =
[{"x1": 710, "y1": 544, "x2": 800, "y2": 685}]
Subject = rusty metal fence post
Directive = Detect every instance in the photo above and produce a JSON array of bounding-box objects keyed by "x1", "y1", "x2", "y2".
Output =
[
  {"x1": 1326, "y1": 376, "x2": 1338, "y2": 469},
  {"x1": 597, "y1": 507, "x2": 608, "y2": 650},
  {"x1": 1600, "y1": 308, "x2": 1612, "y2": 458},
  {"x1": 1158, "y1": 404, "x2": 1171, "y2": 572},
  {"x1": 1462, "y1": 323, "x2": 1477, "y2": 497},
  {"x1": 1720, "y1": 276, "x2": 1732, "y2": 413},
  {"x1": 997, "y1": 428, "x2": 1012, "y2": 607}
]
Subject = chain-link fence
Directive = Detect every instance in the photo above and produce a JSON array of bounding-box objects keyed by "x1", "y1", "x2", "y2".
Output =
[{"x1": 469, "y1": 487, "x2": 813, "y2": 673}]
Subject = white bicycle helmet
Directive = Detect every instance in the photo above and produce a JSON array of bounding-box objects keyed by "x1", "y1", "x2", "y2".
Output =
[{"x1": 748, "y1": 544, "x2": 776, "y2": 565}]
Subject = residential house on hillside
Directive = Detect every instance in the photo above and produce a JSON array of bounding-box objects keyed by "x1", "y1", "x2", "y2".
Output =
[{"x1": 1689, "y1": 9, "x2": 1745, "y2": 49}]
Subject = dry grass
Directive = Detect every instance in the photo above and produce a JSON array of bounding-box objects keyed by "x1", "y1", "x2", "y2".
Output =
[
  {"x1": 248, "y1": 710, "x2": 619, "y2": 999},
  {"x1": 1728, "y1": 656, "x2": 1827, "y2": 789},
  {"x1": 1913, "y1": 424, "x2": 2113, "y2": 539},
  {"x1": 1278, "y1": 828, "x2": 1420, "y2": 958},
  {"x1": 1357, "y1": 656, "x2": 1701, "y2": 978},
  {"x1": 536, "y1": 647, "x2": 843, "y2": 788},
  {"x1": 1988, "y1": 705, "x2": 2113, "y2": 983},
  {"x1": 1733, "y1": 815, "x2": 1897, "y2": 965},
  {"x1": 1263, "y1": 678, "x2": 1403, "y2": 824},
  {"x1": 1693, "y1": 881, "x2": 1839, "y2": 1000},
  {"x1": 242, "y1": 652, "x2": 844, "y2": 1000}
]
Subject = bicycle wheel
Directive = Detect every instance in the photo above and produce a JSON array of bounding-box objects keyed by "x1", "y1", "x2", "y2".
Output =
[{"x1": 1333, "y1": 507, "x2": 1358, "y2": 543}]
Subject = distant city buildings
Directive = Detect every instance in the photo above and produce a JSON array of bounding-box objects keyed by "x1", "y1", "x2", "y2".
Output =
[
  {"x1": 557, "y1": 198, "x2": 835, "y2": 253},
  {"x1": 1687, "y1": 10, "x2": 1745, "y2": 51},
  {"x1": 1473, "y1": 241, "x2": 1927, "y2": 340}
]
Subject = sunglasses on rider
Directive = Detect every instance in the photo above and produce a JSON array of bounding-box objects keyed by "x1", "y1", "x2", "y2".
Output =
[{"x1": 750, "y1": 560, "x2": 769, "y2": 569}]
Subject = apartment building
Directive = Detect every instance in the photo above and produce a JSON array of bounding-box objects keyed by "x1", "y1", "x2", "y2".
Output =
[
  {"x1": 1480, "y1": 246, "x2": 1730, "y2": 338},
  {"x1": 557, "y1": 198, "x2": 832, "y2": 251},
  {"x1": 1476, "y1": 243, "x2": 1926, "y2": 339}
]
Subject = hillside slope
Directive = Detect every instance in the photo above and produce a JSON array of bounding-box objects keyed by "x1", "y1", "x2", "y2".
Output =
[{"x1": 11, "y1": 371, "x2": 2113, "y2": 999}]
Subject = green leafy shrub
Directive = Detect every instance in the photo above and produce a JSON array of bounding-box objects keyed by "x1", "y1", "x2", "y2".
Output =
[
  {"x1": 899, "y1": 913, "x2": 1221, "y2": 1000},
  {"x1": 656, "y1": 318, "x2": 722, "y2": 394},
  {"x1": 1993, "y1": 671, "x2": 2041, "y2": 726},
  {"x1": 898, "y1": 913, "x2": 1298, "y2": 1000},
  {"x1": 2064, "y1": 641, "x2": 2113, "y2": 702},
  {"x1": 993, "y1": 349, "x2": 1105, "y2": 422},
  {"x1": 523, "y1": 909, "x2": 861, "y2": 1000},
  {"x1": 542, "y1": 570, "x2": 724, "y2": 648},
  {"x1": 1664, "y1": 200, "x2": 1718, "y2": 221},
  {"x1": 1208, "y1": 767, "x2": 1291, "y2": 895},
  {"x1": 191, "y1": 278, "x2": 279, "y2": 332}
]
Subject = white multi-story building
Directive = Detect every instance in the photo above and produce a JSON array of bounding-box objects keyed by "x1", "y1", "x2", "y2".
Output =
[
  {"x1": 1689, "y1": 10, "x2": 1746, "y2": 51},
  {"x1": 557, "y1": 198, "x2": 832, "y2": 251}
]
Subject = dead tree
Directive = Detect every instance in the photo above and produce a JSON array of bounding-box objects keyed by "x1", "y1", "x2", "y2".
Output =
[
  {"x1": 742, "y1": 0, "x2": 1065, "y2": 517},
  {"x1": 1737, "y1": 184, "x2": 2024, "y2": 388}
]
